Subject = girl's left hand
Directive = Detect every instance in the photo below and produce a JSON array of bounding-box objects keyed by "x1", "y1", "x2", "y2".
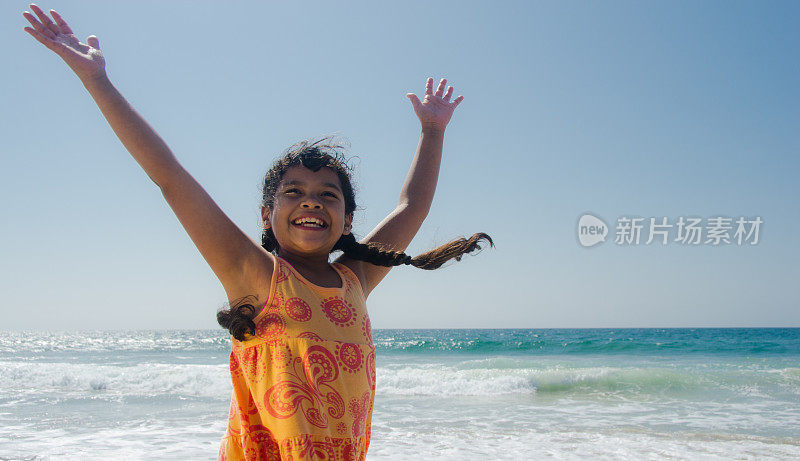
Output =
[{"x1": 406, "y1": 77, "x2": 464, "y2": 131}]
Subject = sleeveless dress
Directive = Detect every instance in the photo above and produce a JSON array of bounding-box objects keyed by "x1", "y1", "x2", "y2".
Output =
[{"x1": 218, "y1": 254, "x2": 376, "y2": 461}]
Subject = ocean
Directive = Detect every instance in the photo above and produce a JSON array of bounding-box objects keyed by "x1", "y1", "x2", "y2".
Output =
[{"x1": 1, "y1": 328, "x2": 798, "y2": 460}]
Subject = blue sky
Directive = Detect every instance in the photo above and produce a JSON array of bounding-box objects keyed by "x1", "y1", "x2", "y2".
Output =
[{"x1": 2, "y1": 1, "x2": 798, "y2": 329}]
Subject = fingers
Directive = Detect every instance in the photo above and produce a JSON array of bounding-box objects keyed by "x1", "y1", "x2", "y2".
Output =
[
  {"x1": 434, "y1": 78, "x2": 447, "y2": 98},
  {"x1": 424, "y1": 77, "x2": 460, "y2": 104},
  {"x1": 23, "y1": 25, "x2": 58, "y2": 51},
  {"x1": 443, "y1": 86, "x2": 453, "y2": 102},
  {"x1": 87, "y1": 35, "x2": 100, "y2": 49},
  {"x1": 22, "y1": 11, "x2": 55, "y2": 40},
  {"x1": 29, "y1": 4, "x2": 60, "y2": 36},
  {"x1": 50, "y1": 9, "x2": 74, "y2": 35},
  {"x1": 409, "y1": 90, "x2": 463, "y2": 109}
]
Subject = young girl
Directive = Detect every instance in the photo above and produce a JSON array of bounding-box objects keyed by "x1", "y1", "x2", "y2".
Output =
[{"x1": 24, "y1": 5, "x2": 492, "y2": 460}]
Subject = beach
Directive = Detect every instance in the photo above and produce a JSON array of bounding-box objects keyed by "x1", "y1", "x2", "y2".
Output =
[{"x1": 1, "y1": 328, "x2": 799, "y2": 460}]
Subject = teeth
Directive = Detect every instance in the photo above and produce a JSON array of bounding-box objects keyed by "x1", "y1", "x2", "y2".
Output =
[{"x1": 293, "y1": 217, "x2": 325, "y2": 227}]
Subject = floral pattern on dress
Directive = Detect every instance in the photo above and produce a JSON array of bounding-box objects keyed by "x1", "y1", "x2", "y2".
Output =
[
  {"x1": 221, "y1": 256, "x2": 373, "y2": 461},
  {"x1": 264, "y1": 345, "x2": 346, "y2": 428},
  {"x1": 284, "y1": 297, "x2": 313, "y2": 322},
  {"x1": 335, "y1": 343, "x2": 363, "y2": 374},
  {"x1": 241, "y1": 346, "x2": 267, "y2": 383},
  {"x1": 361, "y1": 316, "x2": 372, "y2": 343},
  {"x1": 365, "y1": 348, "x2": 376, "y2": 392},
  {"x1": 255, "y1": 313, "x2": 286, "y2": 340},
  {"x1": 321, "y1": 297, "x2": 356, "y2": 328},
  {"x1": 298, "y1": 331, "x2": 324, "y2": 341},
  {"x1": 348, "y1": 391, "x2": 372, "y2": 438}
]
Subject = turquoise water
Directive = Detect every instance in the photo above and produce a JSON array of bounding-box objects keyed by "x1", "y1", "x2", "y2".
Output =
[
  {"x1": 4, "y1": 328, "x2": 795, "y2": 356},
  {"x1": 375, "y1": 328, "x2": 800, "y2": 355},
  {"x1": 1, "y1": 328, "x2": 799, "y2": 459}
]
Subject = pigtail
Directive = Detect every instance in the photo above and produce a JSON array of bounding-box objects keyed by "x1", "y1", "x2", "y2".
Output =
[
  {"x1": 216, "y1": 230, "x2": 279, "y2": 341},
  {"x1": 216, "y1": 296, "x2": 258, "y2": 341},
  {"x1": 334, "y1": 232, "x2": 493, "y2": 270},
  {"x1": 408, "y1": 233, "x2": 494, "y2": 269},
  {"x1": 262, "y1": 228, "x2": 278, "y2": 252}
]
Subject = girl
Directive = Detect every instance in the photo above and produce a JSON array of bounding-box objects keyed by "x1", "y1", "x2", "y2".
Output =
[{"x1": 23, "y1": 5, "x2": 492, "y2": 460}]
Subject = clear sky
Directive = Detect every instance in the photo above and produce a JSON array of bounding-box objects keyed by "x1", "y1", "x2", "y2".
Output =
[{"x1": 2, "y1": 1, "x2": 798, "y2": 330}]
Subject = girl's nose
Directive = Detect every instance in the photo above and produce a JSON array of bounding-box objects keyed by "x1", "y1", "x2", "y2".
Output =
[{"x1": 300, "y1": 198, "x2": 322, "y2": 209}]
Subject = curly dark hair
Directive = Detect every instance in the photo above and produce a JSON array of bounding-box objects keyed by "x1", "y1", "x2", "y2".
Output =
[{"x1": 218, "y1": 136, "x2": 493, "y2": 340}]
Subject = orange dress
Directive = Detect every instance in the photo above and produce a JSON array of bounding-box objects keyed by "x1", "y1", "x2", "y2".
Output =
[{"x1": 219, "y1": 254, "x2": 376, "y2": 461}]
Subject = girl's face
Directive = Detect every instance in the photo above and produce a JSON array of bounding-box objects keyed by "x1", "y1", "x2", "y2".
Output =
[{"x1": 262, "y1": 165, "x2": 352, "y2": 258}]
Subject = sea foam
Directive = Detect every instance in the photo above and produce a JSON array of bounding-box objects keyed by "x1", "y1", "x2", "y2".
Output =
[{"x1": 0, "y1": 361, "x2": 231, "y2": 401}]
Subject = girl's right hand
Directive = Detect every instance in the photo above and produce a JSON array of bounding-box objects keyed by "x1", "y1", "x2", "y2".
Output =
[{"x1": 23, "y1": 4, "x2": 106, "y2": 81}]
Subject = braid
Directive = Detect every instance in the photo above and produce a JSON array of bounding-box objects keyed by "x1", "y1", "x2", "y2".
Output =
[
  {"x1": 333, "y1": 233, "x2": 411, "y2": 267},
  {"x1": 216, "y1": 296, "x2": 257, "y2": 341},
  {"x1": 217, "y1": 229, "x2": 278, "y2": 341},
  {"x1": 334, "y1": 232, "x2": 493, "y2": 270},
  {"x1": 262, "y1": 228, "x2": 278, "y2": 252}
]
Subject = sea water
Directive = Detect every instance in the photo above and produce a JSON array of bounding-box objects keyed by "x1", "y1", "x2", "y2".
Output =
[{"x1": 1, "y1": 329, "x2": 798, "y2": 460}]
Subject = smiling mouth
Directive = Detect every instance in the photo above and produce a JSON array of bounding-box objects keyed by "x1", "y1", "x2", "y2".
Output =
[{"x1": 292, "y1": 217, "x2": 328, "y2": 229}]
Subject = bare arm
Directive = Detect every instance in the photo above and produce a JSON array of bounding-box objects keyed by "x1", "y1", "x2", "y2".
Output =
[
  {"x1": 23, "y1": 5, "x2": 271, "y2": 297},
  {"x1": 338, "y1": 78, "x2": 463, "y2": 297}
]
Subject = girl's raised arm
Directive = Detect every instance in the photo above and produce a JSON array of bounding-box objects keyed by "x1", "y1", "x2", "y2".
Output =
[
  {"x1": 23, "y1": 5, "x2": 272, "y2": 300},
  {"x1": 339, "y1": 77, "x2": 464, "y2": 297}
]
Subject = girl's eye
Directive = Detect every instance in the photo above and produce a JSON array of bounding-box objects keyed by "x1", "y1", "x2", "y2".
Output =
[
  {"x1": 323, "y1": 192, "x2": 338, "y2": 198},
  {"x1": 285, "y1": 188, "x2": 301, "y2": 195}
]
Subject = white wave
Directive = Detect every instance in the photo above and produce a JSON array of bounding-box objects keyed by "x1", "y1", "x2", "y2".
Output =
[
  {"x1": 0, "y1": 361, "x2": 231, "y2": 401},
  {"x1": 3, "y1": 358, "x2": 797, "y2": 403},
  {"x1": 377, "y1": 364, "x2": 536, "y2": 396},
  {"x1": 375, "y1": 363, "x2": 750, "y2": 397},
  {"x1": 376, "y1": 357, "x2": 800, "y2": 399}
]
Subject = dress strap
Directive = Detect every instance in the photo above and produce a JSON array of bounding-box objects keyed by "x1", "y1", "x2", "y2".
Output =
[{"x1": 333, "y1": 262, "x2": 366, "y2": 302}]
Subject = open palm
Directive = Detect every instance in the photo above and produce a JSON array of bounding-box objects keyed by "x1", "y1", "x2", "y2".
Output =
[
  {"x1": 23, "y1": 4, "x2": 105, "y2": 81},
  {"x1": 406, "y1": 77, "x2": 464, "y2": 131}
]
